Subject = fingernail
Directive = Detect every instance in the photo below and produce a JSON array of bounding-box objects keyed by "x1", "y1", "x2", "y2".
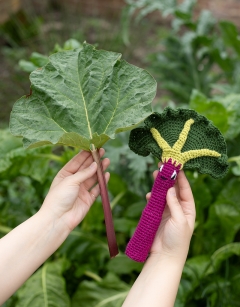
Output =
[
  {"x1": 170, "y1": 187, "x2": 176, "y2": 196},
  {"x1": 90, "y1": 162, "x2": 97, "y2": 169}
]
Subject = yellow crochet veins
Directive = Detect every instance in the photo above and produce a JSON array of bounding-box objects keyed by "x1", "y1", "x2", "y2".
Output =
[{"x1": 150, "y1": 119, "x2": 221, "y2": 168}]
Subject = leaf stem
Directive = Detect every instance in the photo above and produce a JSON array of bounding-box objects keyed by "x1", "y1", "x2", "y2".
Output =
[
  {"x1": 84, "y1": 270, "x2": 102, "y2": 282},
  {"x1": 111, "y1": 191, "x2": 126, "y2": 210},
  {"x1": 91, "y1": 146, "x2": 119, "y2": 258},
  {"x1": 228, "y1": 156, "x2": 240, "y2": 163},
  {"x1": 34, "y1": 153, "x2": 63, "y2": 162}
]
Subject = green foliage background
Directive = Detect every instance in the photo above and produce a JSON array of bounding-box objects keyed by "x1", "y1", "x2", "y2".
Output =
[{"x1": 1, "y1": 0, "x2": 240, "y2": 306}]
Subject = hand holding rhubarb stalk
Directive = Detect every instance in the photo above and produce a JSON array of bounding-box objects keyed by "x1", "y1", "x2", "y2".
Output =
[
  {"x1": 0, "y1": 149, "x2": 111, "y2": 304},
  {"x1": 126, "y1": 108, "x2": 229, "y2": 262},
  {"x1": 41, "y1": 148, "x2": 110, "y2": 231}
]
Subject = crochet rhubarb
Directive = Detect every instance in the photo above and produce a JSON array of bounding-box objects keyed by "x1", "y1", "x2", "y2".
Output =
[
  {"x1": 126, "y1": 107, "x2": 229, "y2": 262},
  {"x1": 125, "y1": 159, "x2": 181, "y2": 262}
]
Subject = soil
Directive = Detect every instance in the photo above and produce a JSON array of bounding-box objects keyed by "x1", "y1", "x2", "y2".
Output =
[{"x1": 0, "y1": 0, "x2": 163, "y2": 126}]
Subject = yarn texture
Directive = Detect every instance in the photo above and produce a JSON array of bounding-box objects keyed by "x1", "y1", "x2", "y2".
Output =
[
  {"x1": 125, "y1": 107, "x2": 229, "y2": 262},
  {"x1": 129, "y1": 107, "x2": 229, "y2": 179},
  {"x1": 125, "y1": 159, "x2": 181, "y2": 262}
]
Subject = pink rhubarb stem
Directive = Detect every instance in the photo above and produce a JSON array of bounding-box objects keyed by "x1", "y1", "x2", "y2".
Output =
[
  {"x1": 91, "y1": 147, "x2": 119, "y2": 258},
  {"x1": 125, "y1": 159, "x2": 180, "y2": 262}
]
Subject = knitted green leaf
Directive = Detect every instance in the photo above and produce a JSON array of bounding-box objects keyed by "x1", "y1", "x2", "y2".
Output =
[
  {"x1": 129, "y1": 107, "x2": 229, "y2": 179},
  {"x1": 10, "y1": 43, "x2": 156, "y2": 150}
]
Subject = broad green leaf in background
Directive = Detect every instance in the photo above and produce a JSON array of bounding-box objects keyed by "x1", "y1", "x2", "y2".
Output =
[
  {"x1": 189, "y1": 90, "x2": 229, "y2": 135},
  {"x1": 57, "y1": 38, "x2": 82, "y2": 51},
  {"x1": 216, "y1": 94, "x2": 240, "y2": 140},
  {"x1": 29, "y1": 52, "x2": 49, "y2": 67},
  {"x1": 0, "y1": 129, "x2": 55, "y2": 182},
  {"x1": 176, "y1": 255, "x2": 210, "y2": 304},
  {"x1": 206, "y1": 243, "x2": 240, "y2": 275},
  {"x1": 125, "y1": 0, "x2": 177, "y2": 21},
  {"x1": 114, "y1": 217, "x2": 138, "y2": 235},
  {"x1": 71, "y1": 272, "x2": 129, "y2": 307},
  {"x1": 200, "y1": 280, "x2": 231, "y2": 305},
  {"x1": 219, "y1": 21, "x2": 240, "y2": 57},
  {"x1": 104, "y1": 140, "x2": 129, "y2": 172},
  {"x1": 106, "y1": 254, "x2": 143, "y2": 274},
  {"x1": 58, "y1": 229, "x2": 109, "y2": 266},
  {"x1": 183, "y1": 255, "x2": 210, "y2": 287},
  {"x1": 204, "y1": 178, "x2": 240, "y2": 251},
  {"x1": 0, "y1": 129, "x2": 22, "y2": 170},
  {"x1": 18, "y1": 59, "x2": 39, "y2": 73},
  {"x1": 196, "y1": 10, "x2": 215, "y2": 36},
  {"x1": 10, "y1": 43, "x2": 157, "y2": 150},
  {"x1": 188, "y1": 173, "x2": 218, "y2": 255},
  {"x1": 107, "y1": 173, "x2": 128, "y2": 196},
  {"x1": 16, "y1": 260, "x2": 70, "y2": 307},
  {"x1": 105, "y1": 132, "x2": 156, "y2": 195},
  {"x1": 19, "y1": 52, "x2": 49, "y2": 72},
  {"x1": 125, "y1": 201, "x2": 146, "y2": 218},
  {"x1": 188, "y1": 173, "x2": 212, "y2": 212},
  {"x1": 127, "y1": 149, "x2": 154, "y2": 182},
  {"x1": 81, "y1": 201, "x2": 105, "y2": 232},
  {"x1": 175, "y1": 278, "x2": 194, "y2": 307}
]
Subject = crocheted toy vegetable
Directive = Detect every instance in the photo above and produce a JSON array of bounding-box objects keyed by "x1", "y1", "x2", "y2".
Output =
[{"x1": 125, "y1": 107, "x2": 229, "y2": 262}]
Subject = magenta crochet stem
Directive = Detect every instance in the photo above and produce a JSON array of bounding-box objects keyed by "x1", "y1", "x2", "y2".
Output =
[{"x1": 125, "y1": 159, "x2": 181, "y2": 262}]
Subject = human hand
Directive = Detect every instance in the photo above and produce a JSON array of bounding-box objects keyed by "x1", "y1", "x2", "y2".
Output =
[
  {"x1": 40, "y1": 148, "x2": 110, "y2": 232},
  {"x1": 123, "y1": 166, "x2": 194, "y2": 307},
  {"x1": 146, "y1": 163, "x2": 196, "y2": 262}
]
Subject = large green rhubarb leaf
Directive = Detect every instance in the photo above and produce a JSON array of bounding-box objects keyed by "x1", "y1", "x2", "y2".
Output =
[
  {"x1": 10, "y1": 43, "x2": 156, "y2": 150},
  {"x1": 16, "y1": 260, "x2": 70, "y2": 307}
]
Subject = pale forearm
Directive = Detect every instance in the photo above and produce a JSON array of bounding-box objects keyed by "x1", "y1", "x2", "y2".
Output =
[
  {"x1": 122, "y1": 254, "x2": 186, "y2": 307},
  {"x1": 0, "y1": 208, "x2": 69, "y2": 304}
]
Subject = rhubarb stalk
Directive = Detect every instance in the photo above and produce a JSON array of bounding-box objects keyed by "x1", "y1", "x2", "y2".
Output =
[{"x1": 91, "y1": 145, "x2": 119, "y2": 258}]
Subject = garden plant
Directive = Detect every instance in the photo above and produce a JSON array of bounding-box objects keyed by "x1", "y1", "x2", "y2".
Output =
[{"x1": 1, "y1": 0, "x2": 240, "y2": 306}]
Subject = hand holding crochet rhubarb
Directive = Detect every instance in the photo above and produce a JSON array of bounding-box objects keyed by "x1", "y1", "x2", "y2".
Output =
[
  {"x1": 123, "y1": 107, "x2": 228, "y2": 306},
  {"x1": 123, "y1": 166, "x2": 196, "y2": 307}
]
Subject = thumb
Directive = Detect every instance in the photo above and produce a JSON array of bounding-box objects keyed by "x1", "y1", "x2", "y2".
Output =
[
  {"x1": 68, "y1": 161, "x2": 98, "y2": 185},
  {"x1": 166, "y1": 187, "x2": 184, "y2": 221}
]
